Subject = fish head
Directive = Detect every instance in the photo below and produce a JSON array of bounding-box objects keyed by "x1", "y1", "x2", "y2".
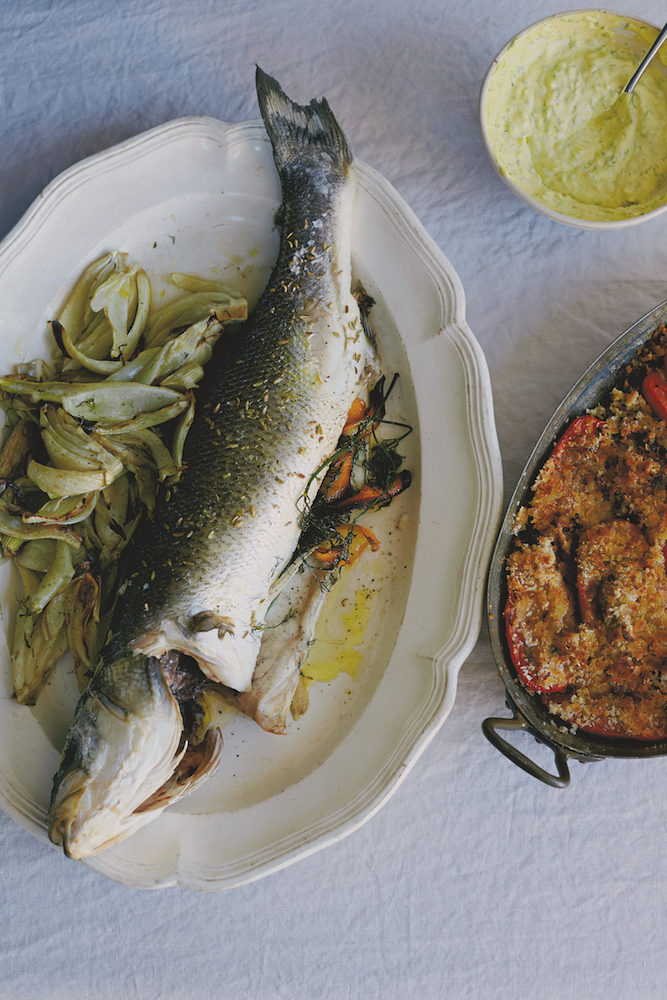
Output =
[{"x1": 48, "y1": 652, "x2": 185, "y2": 859}]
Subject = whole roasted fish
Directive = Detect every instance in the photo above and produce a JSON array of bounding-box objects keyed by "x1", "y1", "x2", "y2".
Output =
[{"x1": 48, "y1": 68, "x2": 375, "y2": 858}]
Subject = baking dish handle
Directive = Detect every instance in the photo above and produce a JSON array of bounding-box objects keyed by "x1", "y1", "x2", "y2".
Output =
[{"x1": 482, "y1": 713, "x2": 571, "y2": 788}]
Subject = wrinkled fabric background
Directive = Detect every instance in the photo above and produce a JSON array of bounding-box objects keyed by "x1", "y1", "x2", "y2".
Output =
[{"x1": 2, "y1": 1, "x2": 667, "y2": 997}]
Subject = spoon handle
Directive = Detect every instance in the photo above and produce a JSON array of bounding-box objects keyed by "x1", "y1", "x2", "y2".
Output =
[{"x1": 624, "y1": 21, "x2": 667, "y2": 94}]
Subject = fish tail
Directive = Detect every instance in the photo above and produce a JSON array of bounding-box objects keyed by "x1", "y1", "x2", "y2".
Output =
[{"x1": 255, "y1": 66, "x2": 352, "y2": 177}]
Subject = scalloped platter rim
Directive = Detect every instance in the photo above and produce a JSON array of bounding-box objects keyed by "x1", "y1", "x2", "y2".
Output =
[{"x1": 0, "y1": 116, "x2": 502, "y2": 889}]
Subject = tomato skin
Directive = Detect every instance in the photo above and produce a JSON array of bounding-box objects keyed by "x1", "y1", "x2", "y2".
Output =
[
  {"x1": 578, "y1": 718, "x2": 667, "y2": 741},
  {"x1": 552, "y1": 414, "x2": 604, "y2": 459},
  {"x1": 642, "y1": 371, "x2": 667, "y2": 422},
  {"x1": 504, "y1": 594, "x2": 569, "y2": 694}
]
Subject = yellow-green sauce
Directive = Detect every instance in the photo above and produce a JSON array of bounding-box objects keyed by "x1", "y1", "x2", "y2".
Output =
[
  {"x1": 302, "y1": 586, "x2": 374, "y2": 684},
  {"x1": 289, "y1": 586, "x2": 374, "y2": 721},
  {"x1": 484, "y1": 11, "x2": 667, "y2": 221}
]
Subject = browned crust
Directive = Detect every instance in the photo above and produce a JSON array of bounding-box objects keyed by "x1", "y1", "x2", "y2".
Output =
[{"x1": 507, "y1": 325, "x2": 667, "y2": 738}]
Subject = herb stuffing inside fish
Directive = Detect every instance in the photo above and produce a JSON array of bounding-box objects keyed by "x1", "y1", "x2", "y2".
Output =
[{"x1": 47, "y1": 67, "x2": 376, "y2": 858}]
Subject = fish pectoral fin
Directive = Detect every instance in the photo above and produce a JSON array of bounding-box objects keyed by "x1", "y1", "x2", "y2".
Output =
[
  {"x1": 133, "y1": 728, "x2": 223, "y2": 813},
  {"x1": 186, "y1": 611, "x2": 235, "y2": 640},
  {"x1": 95, "y1": 690, "x2": 129, "y2": 722}
]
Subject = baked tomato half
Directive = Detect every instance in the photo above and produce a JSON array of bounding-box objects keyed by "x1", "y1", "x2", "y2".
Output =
[
  {"x1": 551, "y1": 414, "x2": 604, "y2": 459},
  {"x1": 504, "y1": 596, "x2": 570, "y2": 693},
  {"x1": 528, "y1": 414, "x2": 610, "y2": 541},
  {"x1": 576, "y1": 520, "x2": 648, "y2": 625},
  {"x1": 643, "y1": 370, "x2": 667, "y2": 422},
  {"x1": 577, "y1": 708, "x2": 667, "y2": 742},
  {"x1": 504, "y1": 538, "x2": 575, "y2": 693}
]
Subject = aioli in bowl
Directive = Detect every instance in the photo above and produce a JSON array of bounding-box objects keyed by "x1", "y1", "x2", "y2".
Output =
[{"x1": 483, "y1": 10, "x2": 667, "y2": 224}]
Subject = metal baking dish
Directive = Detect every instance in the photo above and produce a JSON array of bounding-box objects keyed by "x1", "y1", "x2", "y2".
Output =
[{"x1": 485, "y1": 298, "x2": 667, "y2": 786}]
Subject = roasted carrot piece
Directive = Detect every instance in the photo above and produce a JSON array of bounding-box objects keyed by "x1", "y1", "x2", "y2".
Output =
[
  {"x1": 342, "y1": 398, "x2": 367, "y2": 436},
  {"x1": 313, "y1": 523, "x2": 380, "y2": 567},
  {"x1": 321, "y1": 449, "x2": 354, "y2": 501},
  {"x1": 334, "y1": 471, "x2": 411, "y2": 511}
]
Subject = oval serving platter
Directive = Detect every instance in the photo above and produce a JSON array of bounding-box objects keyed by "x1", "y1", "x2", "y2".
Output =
[
  {"x1": 0, "y1": 116, "x2": 502, "y2": 889},
  {"x1": 486, "y1": 298, "x2": 667, "y2": 786}
]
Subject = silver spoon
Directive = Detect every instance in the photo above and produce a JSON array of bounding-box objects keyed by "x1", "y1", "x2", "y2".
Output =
[{"x1": 624, "y1": 21, "x2": 667, "y2": 94}]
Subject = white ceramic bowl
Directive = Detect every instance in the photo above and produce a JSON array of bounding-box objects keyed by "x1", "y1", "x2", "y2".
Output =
[{"x1": 479, "y1": 9, "x2": 667, "y2": 230}]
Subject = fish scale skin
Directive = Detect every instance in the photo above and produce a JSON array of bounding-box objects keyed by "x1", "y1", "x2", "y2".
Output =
[{"x1": 103, "y1": 72, "x2": 370, "y2": 692}]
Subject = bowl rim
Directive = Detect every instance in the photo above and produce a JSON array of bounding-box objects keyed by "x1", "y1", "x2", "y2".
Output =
[{"x1": 478, "y1": 8, "x2": 665, "y2": 231}]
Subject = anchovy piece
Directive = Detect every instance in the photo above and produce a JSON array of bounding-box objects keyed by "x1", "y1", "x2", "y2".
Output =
[{"x1": 48, "y1": 68, "x2": 374, "y2": 857}]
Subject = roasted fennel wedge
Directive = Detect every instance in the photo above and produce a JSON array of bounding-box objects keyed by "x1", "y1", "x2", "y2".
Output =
[{"x1": 0, "y1": 251, "x2": 248, "y2": 704}]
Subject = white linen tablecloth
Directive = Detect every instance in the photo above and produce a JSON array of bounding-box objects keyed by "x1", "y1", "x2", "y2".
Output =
[{"x1": 2, "y1": 1, "x2": 667, "y2": 997}]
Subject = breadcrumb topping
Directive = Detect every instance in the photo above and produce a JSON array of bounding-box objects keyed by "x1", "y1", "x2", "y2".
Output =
[{"x1": 506, "y1": 325, "x2": 667, "y2": 739}]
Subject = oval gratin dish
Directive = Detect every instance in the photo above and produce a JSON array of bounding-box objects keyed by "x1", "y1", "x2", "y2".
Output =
[{"x1": 485, "y1": 298, "x2": 667, "y2": 787}]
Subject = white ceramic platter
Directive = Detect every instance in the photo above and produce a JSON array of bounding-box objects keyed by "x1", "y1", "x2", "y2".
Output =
[{"x1": 0, "y1": 117, "x2": 502, "y2": 889}]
